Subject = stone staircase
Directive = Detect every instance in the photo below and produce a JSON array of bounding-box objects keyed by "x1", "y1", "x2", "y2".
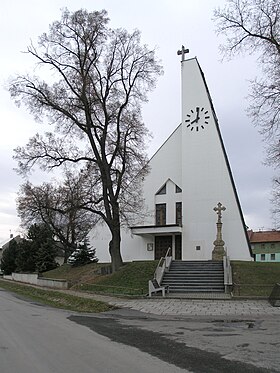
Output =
[{"x1": 161, "y1": 260, "x2": 225, "y2": 293}]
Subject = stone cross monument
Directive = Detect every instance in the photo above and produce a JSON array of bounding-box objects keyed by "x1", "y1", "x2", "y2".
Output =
[{"x1": 212, "y1": 202, "x2": 226, "y2": 260}]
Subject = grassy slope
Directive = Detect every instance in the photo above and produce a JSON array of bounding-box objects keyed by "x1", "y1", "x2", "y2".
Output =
[
  {"x1": 79, "y1": 261, "x2": 158, "y2": 295},
  {"x1": 232, "y1": 261, "x2": 280, "y2": 296},
  {"x1": 0, "y1": 279, "x2": 115, "y2": 313},
  {"x1": 44, "y1": 262, "x2": 111, "y2": 285},
  {"x1": 43, "y1": 260, "x2": 280, "y2": 297},
  {"x1": 45, "y1": 261, "x2": 158, "y2": 296}
]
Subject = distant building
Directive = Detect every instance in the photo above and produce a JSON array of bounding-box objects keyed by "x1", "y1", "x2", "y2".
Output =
[
  {"x1": 0, "y1": 234, "x2": 21, "y2": 262},
  {"x1": 0, "y1": 234, "x2": 65, "y2": 267},
  {"x1": 248, "y1": 230, "x2": 280, "y2": 262}
]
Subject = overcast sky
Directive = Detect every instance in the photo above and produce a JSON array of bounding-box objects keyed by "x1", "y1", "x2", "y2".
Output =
[{"x1": 0, "y1": 0, "x2": 276, "y2": 242}]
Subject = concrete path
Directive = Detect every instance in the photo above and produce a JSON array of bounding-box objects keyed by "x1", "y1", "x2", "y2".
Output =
[
  {"x1": 66, "y1": 290, "x2": 280, "y2": 317},
  {"x1": 107, "y1": 298, "x2": 280, "y2": 316}
]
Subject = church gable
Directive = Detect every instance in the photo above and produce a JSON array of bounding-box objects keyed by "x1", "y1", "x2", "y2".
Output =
[
  {"x1": 155, "y1": 179, "x2": 182, "y2": 197},
  {"x1": 142, "y1": 125, "x2": 182, "y2": 226}
]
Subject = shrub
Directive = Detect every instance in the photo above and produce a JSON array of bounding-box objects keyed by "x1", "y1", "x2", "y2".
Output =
[{"x1": 68, "y1": 239, "x2": 98, "y2": 267}]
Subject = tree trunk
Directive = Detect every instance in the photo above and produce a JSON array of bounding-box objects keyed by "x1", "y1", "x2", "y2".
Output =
[
  {"x1": 109, "y1": 223, "x2": 123, "y2": 272},
  {"x1": 62, "y1": 244, "x2": 75, "y2": 264}
]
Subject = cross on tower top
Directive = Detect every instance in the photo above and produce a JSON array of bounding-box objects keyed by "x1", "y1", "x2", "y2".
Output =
[
  {"x1": 214, "y1": 202, "x2": 226, "y2": 223},
  {"x1": 177, "y1": 45, "x2": 189, "y2": 62}
]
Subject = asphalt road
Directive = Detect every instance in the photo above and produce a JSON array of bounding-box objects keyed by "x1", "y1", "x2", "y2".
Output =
[
  {"x1": 0, "y1": 289, "x2": 186, "y2": 373},
  {"x1": 1, "y1": 289, "x2": 279, "y2": 373}
]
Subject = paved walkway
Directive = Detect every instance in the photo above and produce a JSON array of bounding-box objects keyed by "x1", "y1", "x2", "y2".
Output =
[
  {"x1": 3, "y1": 278, "x2": 280, "y2": 317},
  {"x1": 109, "y1": 298, "x2": 280, "y2": 316},
  {"x1": 67, "y1": 290, "x2": 280, "y2": 317}
]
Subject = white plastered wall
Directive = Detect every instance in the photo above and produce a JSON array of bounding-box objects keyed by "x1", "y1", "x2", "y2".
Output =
[
  {"x1": 180, "y1": 58, "x2": 251, "y2": 260},
  {"x1": 91, "y1": 57, "x2": 252, "y2": 263}
]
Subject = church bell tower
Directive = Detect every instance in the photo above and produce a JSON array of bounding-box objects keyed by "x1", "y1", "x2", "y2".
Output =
[{"x1": 178, "y1": 46, "x2": 251, "y2": 261}]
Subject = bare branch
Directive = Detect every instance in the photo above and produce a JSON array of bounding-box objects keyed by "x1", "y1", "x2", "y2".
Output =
[
  {"x1": 10, "y1": 8, "x2": 162, "y2": 271},
  {"x1": 213, "y1": 0, "x2": 280, "y2": 168}
]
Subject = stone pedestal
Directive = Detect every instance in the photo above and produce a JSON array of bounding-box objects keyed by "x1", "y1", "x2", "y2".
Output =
[{"x1": 212, "y1": 203, "x2": 226, "y2": 261}]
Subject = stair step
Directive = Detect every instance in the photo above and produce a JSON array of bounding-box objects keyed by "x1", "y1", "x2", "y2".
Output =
[
  {"x1": 166, "y1": 271, "x2": 223, "y2": 274},
  {"x1": 171, "y1": 266, "x2": 223, "y2": 268},
  {"x1": 160, "y1": 260, "x2": 225, "y2": 294},
  {"x1": 168, "y1": 285, "x2": 225, "y2": 288},
  {"x1": 167, "y1": 284, "x2": 225, "y2": 288},
  {"x1": 163, "y1": 278, "x2": 224, "y2": 281},
  {"x1": 169, "y1": 288, "x2": 224, "y2": 290},
  {"x1": 163, "y1": 281, "x2": 224, "y2": 284},
  {"x1": 169, "y1": 288, "x2": 225, "y2": 293},
  {"x1": 169, "y1": 266, "x2": 224, "y2": 271},
  {"x1": 163, "y1": 275, "x2": 224, "y2": 278},
  {"x1": 161, "y1": 277, "x2": 224, "y2": 284},
  {"x1": 172, "y1": 260, "x2": 223, "y2": 265}
]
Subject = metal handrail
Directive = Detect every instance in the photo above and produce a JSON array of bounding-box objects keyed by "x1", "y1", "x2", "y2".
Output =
[
  {"x1": 223, "y1": 255, "x2": 233, "y2": 294},
  {"x1": 153, "y1": 247, "x2": 172, "y2": 284}
]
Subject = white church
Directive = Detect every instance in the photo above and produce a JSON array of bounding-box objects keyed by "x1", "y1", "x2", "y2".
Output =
[{"x1": 93, "y1": 51, "x2": 252, "y2": 264}]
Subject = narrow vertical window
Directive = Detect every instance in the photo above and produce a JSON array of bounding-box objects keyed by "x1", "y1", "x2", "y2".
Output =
[
  {"x1": 176, "y1": 202, "x2": 182, "y2": 226},
  {"x1": 156, "y1": 204, "x2": 166, "y2": 226},
  {"x1": 260, "y1": 254, "x2": 265, "y2": 261}
]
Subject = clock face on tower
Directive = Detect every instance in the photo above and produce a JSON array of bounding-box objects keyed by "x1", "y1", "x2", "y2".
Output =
[{"x1": 185, "y1": 107, "x2": 210, "y2": 131}]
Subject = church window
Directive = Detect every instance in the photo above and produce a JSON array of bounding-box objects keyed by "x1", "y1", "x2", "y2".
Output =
[
  {"x1": 156, "y1": 184, "x2": 166, "y2": 195},
  {"x1": 176, "y1": 202, "x2": 182, "y2": 226},
  {"x1": 175, "y1": 185, "x2": 182, "y2": 193},
  {"x1": 156, "y1": 204, "x2": 166, "y2": 226}
]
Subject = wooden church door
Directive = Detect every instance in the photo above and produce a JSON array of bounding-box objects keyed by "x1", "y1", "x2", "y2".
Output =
[
  {"x1": 175, "y1": 235, "x2": 182, "y2": 260},
  {"x1": 155, "y1": 236, "x2": 172, "y2": 260}
]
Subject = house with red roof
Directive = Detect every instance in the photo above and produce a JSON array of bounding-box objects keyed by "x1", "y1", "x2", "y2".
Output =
[{"x1": 248, "y1": 230, "x2": 280, "y2": 262}]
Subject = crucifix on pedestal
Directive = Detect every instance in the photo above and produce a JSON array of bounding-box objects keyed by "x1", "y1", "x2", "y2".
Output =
[
  {"x1": 212, "y1": 202, "x2": 226, "y2": 261},
  {"x1": 214, "y1": 202, "x2": 226, "y2": 224}
]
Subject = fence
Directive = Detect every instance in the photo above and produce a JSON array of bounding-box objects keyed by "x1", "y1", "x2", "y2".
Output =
[{"x1": 4, "y1": 273, "x2": 68, "y2": 290}]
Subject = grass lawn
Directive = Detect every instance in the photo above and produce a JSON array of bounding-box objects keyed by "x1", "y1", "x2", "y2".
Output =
[
  {"x1": 0, "y1": 279, "x2": 115, "y2": 313},
  {"x1": 76, "y1": 261, "x2": 158, "y2": 295},
  {"x1": 44, "y1": 260, "x2": 158, "y2": 296},
  {"x1": 44, "y1": 262, "x2": 112, "y2": 285},
  {"x1": 232, "y1": 261, "x2": 280, "y2": 297},
  {"x1": 45, "y1": 260, "x2": 279, "y2": 297},
  {"x1": 5, "y1": 260, "x2": 278, "y2": 300}
]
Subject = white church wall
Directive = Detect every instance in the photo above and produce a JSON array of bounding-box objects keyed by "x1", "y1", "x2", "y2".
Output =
[
  {"x1": 155, "y1": 179, "x2": 182, "y2": 225},
  {"x1": 180, "y1": 58, "x2": 251, "y2": 261},
  {"x1": 92, "y1": 222, "x2": 152, "y2": 263},
  {"x1": 142, "y1": 125, "x2": 183, "y2": 225},
  {"x1": 92, "y1": 127, "x2": 184, "y2": 263},
  {"x1": 91, "y1": 56, "x2": 252, "y2": 264}
]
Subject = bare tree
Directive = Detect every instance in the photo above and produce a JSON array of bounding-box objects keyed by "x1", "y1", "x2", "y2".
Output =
[
  {"x1": 213, "y1": 0, "x2": 280, "y2": 165},
  {"x1": 271, "y1": 177, "x2": 280, "y2": 228},
  {"x1": 17, "y1": 170, "x2": 97, "y2": 262},
  {"x1": 10, "y1": 9, "x2": 162, "y2": 271}
]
